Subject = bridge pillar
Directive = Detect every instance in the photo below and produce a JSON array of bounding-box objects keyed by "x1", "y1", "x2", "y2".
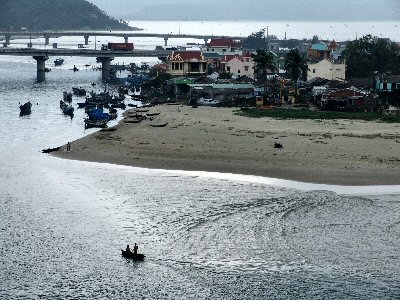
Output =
[
  {"x1": 4, "y1": 35, "x2": 11, "y2": 46},
  {"x1": 204, "y1": 38, "x2": 208, "y2": 45},
  {"x1": 124, "y1": 36, "x2": 128, "y2": 43},
  {"x1": 97, "y1": 57, "x2": 114, "y2": 80},
  {"x1": 164, "y1": 37, "x2": 168, "y2": 46},
  {"x1": 84, "y1": 35, "x2": 89, "y2": 45},
  {"x1": 44, "y1": 35, "x2": 50, "y2": 45},
  {"x1": 33, "y1": 55, "x2": 49, "y2": 82}
]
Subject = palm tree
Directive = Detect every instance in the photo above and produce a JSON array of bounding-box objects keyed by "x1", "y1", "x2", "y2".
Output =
[
  {"x1": 252, "y1": 50, "x2": 277, "y2": 101},
  {"x1": 284, "y1": 49, "x2": 308, "y2": 100}
]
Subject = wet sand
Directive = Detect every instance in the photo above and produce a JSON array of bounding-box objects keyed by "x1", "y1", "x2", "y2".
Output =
[{"x1": 52, "y1": 105, "x2": 400, "y2": 185}]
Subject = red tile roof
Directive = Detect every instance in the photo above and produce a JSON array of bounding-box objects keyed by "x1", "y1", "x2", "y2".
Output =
[
  {"x1": 167, "y1": 51, "x2": 204, "y2": 61},
  {"x1": 206, "y1": 38, "x2": 242, "y2": 48}
]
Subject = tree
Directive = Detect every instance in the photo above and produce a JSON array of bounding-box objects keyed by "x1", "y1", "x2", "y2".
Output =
[
  {"x1": 252, "y1": 50, "x2": 277, "y2": 100},
  {"x1": 284, "y1": 49, "x2": 308, "y2": 99},
  {"x1": 243, "y1": 29, "x2": 267, "y2": 50},
  {"x1": 343, "y1": 35, "x2": 400, "y2": 78}
]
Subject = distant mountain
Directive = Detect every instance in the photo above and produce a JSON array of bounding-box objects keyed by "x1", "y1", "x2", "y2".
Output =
[
  {"x1": 0, "y1": 0, "x2": 133, "y2": 31},
  {"x1": 90, "y1": 0, "x2": 400, "y2": 21}
]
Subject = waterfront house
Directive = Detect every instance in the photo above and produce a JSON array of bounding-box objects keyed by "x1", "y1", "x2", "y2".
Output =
[
  {"x1": 220, "y1": 52, "x2": 255, "y2": 79},
  {"x1": 166, "y1": 51, "x2": 208, "y2": 77},
  {"x1": 204, "y1": 38, "x2": 243, "y2": 55},
  {"x1": 307, "y1": 58, "x2": 346, "y2": 82}
]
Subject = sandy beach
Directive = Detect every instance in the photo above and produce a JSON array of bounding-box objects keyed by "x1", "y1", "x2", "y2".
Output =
[{"x1": 52, "y1": 104, "x2": 400, "y2": 186}]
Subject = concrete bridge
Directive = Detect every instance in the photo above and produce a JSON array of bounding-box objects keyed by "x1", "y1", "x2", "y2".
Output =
[
  {"x1": 0, "y1": 48, "x2": 172, "y2": 82},
  {"x1": 0, "y1": 31, "x2": 244, "y2": 47}
]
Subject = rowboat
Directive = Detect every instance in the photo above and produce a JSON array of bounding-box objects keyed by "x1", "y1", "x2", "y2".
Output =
[{"x1": 121, "y1": 250, "x2": 145, "y2": 261}]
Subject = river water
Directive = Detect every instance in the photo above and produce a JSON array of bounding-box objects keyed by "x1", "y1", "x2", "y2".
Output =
[{"x1": 1, "y1": 21, "x2": 400, "y2": 299}]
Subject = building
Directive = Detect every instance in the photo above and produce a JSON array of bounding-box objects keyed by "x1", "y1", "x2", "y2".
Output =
[
  {"x1": 220, "y1": 52, "x2": 255, "y2": 79},
  {"x1": 307, "y1": 58, "x2": 346, "y2": 82},
  {"x1": 375, "y1": 74, "x2": 400, "y2": 92},
  {"x1": 204, "y1": 38, "x2": 242, "y2": 55},
  {"x1": 320, "y1": 88, "x2": 372, "y2": 111},
  {"x1": 166, "y1": 51, "x2": 207, "y2": 77},
  {"x1": 307, "y1": 40, "x2": 338, "y2": 60}
]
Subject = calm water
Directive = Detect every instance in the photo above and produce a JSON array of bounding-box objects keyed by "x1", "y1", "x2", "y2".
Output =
[{"x1": 1, "y1": 22, "x2": 400, "y2": 299}]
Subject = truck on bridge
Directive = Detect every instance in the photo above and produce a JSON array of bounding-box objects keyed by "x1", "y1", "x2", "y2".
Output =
[{"x1": 102, "y1": 42, "x2": 134, "y2": 51}]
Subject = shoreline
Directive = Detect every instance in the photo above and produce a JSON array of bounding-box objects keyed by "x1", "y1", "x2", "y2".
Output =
[{"x1": 52, "y1": 105, "x2": 400, "y2": 186}]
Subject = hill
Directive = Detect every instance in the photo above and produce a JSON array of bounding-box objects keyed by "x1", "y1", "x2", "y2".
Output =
[{"x1": 0, "y1": 0, "x2": 133, "y2": 31}]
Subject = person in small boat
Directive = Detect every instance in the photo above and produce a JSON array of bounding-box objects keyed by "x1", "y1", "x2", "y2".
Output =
[
  {"x1": 126, "y1": 245, "x2": 131, "y2": 253},
  {"x1": 133, "y1": 243, "x2": 138, "y2": 255}
]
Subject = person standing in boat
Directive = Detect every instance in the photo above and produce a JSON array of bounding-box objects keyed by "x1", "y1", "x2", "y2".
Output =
[
  {"x1": 126, "y1": 245, "x2": 131, "y2": 253},
  {"x1": 133, "y1": 243, "x2": 138, "y2": 255}
]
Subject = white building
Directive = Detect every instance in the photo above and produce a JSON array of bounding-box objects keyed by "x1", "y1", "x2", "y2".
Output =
[
  {"x1": 307, "y1": 59, "x2": 346, "y2": 82},
  {"x1": 204, "y1": 38, "x2": 242, "y2": 56},
  {"x1": 221, "y1": 53, "x2": 255, "y2": 79}
]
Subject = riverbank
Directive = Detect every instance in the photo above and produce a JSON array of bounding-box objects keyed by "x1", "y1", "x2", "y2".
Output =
[{"x1": 52, "y1": 105, "x2": 400, "y2": 185}]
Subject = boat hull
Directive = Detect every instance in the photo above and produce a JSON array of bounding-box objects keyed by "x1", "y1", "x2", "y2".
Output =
[{"x1": 121, "y1": 250, "x2": 145, "y2": 261}]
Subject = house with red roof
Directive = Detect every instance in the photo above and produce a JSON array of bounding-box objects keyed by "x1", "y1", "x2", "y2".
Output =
[
  {"x1": 220, "y1": 52, "x2": 255, "y2": 79},
  {"x1": 166, "y1": 51, "x2": 208, "y2": 76},
  {"x1": 205, "y1": 38, "x2": 243, "y2": 55}
]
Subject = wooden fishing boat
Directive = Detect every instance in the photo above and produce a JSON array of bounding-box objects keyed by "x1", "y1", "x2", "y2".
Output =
[
  {"x1": 121, "y1": 250, "x2": 145, "y2": 261},
  {"x1": 19, "y1": 101, "x2": 32, "y2": 115},
  {"x1": 150, "y1": 123, "x2": 168, "y2": 127},
  {"x1": 84, "y1": 118, "x2": 108, "y2": 129}
]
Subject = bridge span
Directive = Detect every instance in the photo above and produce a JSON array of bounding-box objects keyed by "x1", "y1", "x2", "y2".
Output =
[
  {"x1": 0, "y1": 31, "x2": 244, "y2": 47},
  {"x1": 0, "y1": 48, "x2": 172, "y2": 82}
]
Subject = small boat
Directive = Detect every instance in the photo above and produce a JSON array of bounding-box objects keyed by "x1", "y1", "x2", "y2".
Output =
[
  {"x1": 124, "y1": 118, "x2": 142, "y2": 123},
  {"x1": 54, "y1": 58, "x2": 64, "y2": 66},
  {"x1": 121, "y1": 250, "x2": 145, "y2": 261},
  {"x1": 84, "y1": 118, "x2": 108, "y2": 129},
  {"x1": 63, "y1": 91, "x2": 73, "y2": 102},
  {"x1": 42, "y1": 146, "x2": 61, "y2": 153},
  {"x1": 150, "y1": 123, "x2": 168, "y2": 127},
  {"x1": 60, "y1": 100, "x2": 74, "y2": 116},
  {"x1": 19, "y1": 101, "x2": 32, "y2": 115},
  {"x1": 147, "y1": 112, "x2": 160, "y2": 116},
  {"x1": 72, "y1": 87, "x2": 86, "y2": 96}
]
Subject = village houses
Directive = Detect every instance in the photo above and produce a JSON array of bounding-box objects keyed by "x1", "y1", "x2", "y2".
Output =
[
  {"x1": 220, "y1": 52, "x2": 255, "y2": 79},
  {"x1": 204, "y1": 38, "x2": 243, "y2": 55},
  {"x1": 307, "y1": 40, "x2": 346, "y2": 82},
  {"x1": 166, "y1": 50, "x2": 208, "y2": 76}
]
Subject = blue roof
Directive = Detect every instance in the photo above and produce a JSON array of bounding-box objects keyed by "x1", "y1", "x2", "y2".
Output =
[{"x1": 311, "y1": 42, "x2": 328, "y2": 51}]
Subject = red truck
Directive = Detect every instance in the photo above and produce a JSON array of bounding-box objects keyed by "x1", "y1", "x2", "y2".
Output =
[{"x1": 103, "y1": 42, "x2": 134, "y2": 51}]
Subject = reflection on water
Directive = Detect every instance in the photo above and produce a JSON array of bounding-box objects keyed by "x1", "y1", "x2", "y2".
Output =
[{"x1": 0, "y1": 40, "x2": 400, "y2": 298}]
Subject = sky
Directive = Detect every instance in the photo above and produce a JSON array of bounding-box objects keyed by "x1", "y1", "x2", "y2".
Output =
[{"x1": 89, "y1": 0, "x2": 400, "y2": 21}]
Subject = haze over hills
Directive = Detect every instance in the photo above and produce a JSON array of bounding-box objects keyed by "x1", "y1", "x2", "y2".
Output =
[{"x1": 90, "y1": 0, "x2": 400, "y2": 21}]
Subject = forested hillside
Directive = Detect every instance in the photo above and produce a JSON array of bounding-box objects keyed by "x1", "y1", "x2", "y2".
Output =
[{"x1": 0, "y1": 0, "x2": 132, "y2": 30}]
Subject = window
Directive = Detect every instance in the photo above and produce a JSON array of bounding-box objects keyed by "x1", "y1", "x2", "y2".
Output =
[
  {"x1": 227, "y1": 66, "x2": 231, "y2": 72},
  {"x1": 313, "y1": 69, "x2": 316, "y2": 73},
  {"x1": 222, "y1": 49, "x2": 226, "y2": 52},
  {"x1": 238, "y1": 70, "x2": 241, "y2": 74},
  {"x1": 244, "y1": 66, "x2": 249, "y2": 71},
  {"x1": 246, "y1": 58, "x2": 249, "y2": 62}
]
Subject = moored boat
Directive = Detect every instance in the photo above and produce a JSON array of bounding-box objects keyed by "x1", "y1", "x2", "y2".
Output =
[
  {"x1": 84, "y1": 118, "x2": 108, "y2": 129},
  {"x1": 54, "y1": 58, "x2": 64, "y2": 66},
  {"x1": 19, "y1": 101, "x2": 32, "y2": 115}
]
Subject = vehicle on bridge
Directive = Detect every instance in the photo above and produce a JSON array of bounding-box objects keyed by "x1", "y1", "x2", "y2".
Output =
[{"x1": 102, "y1": 42, "x2": 134, "y2": 51}]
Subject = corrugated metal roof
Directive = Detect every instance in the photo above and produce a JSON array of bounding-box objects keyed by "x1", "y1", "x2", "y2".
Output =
[
  {"x1": 311, "y1": 42, "x2": 328, "y2": 51},
  {"x1": 188, "y1": 83, "x2": 254, "y2": 89}
]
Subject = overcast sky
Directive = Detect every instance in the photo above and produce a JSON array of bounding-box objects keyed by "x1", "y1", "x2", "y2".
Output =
[{"x1": 90, "y1": 0, "x2": 400, "y2": 21}]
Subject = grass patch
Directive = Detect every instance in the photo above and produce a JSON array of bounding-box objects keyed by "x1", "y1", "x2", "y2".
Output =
[{"x1": 235, "y1": 108, "x2": 400, "y2": 123}]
